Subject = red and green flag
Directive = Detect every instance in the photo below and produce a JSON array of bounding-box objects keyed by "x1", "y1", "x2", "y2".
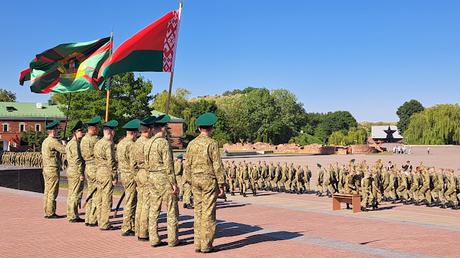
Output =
[
  {"x1": 98, "y1": 9, "x2": 182, "y2": 89},
  {"x1": 19, "y1": 37, "x2": 112, "y2": 93}
]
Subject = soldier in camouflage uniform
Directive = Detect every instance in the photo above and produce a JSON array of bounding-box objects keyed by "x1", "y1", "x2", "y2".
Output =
[
  {"x1": 81, "y1": 116, "x2": 101, "y2": 226},
  {"x1": 41, "y1": 120, "x2": 66, "y2": 218},
  {"x1": 145, "y1": 115, "x2": 180, "y2": 247},
  {"x1": 227, "y1": 161, "x2": 237, "y2": 195},
  {"x1": 66, "y1": 121, "x2": 85, "y2": 222},
  {"x1": 117, "y1": 119, "x2": 140, "y2": 236},
  {"x1": 94, "y1": 120, "x2": 118, "y2": 230},
  {"x1": 249, "y1": 162, "x2": 259, "y2": 196},
  {"x1": 184, "y1": 112, "x2": 225, "y2": 253},
  {"x1": 316, "y1": 164, "x2": 324, "y2": 196},
  {"x1": 131, "y1": 116, "x2": 154, "y2": 240},
  {"x1": 174, "y1": 155, "x2": 184, "y2": 202}
]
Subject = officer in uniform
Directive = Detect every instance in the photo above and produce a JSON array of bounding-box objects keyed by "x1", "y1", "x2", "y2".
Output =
[
  {"x1": 184, "y1": 112, "x2": 225, "y2": 253},
  {"x1": 117, "y1": 119, "x2": 140, "y2": 236},
  {"x1": 131, "y1": 116, "x2": 155, "y2": 240},
  {"x1": 94, "y1": 119, "x2": 118, "y2": 230},
  {"x1": 66, "y1": 121, "x2": 85, "y2": 222},
  {"x1": 145, "y1": 115, "x2": 180, "y2": 247},
  {"x1": 81, "y1": 115, "x2": 101, "y2": 226},
  {"x1": 41, "y1": 120, "x2": 66, "y2": 218}
]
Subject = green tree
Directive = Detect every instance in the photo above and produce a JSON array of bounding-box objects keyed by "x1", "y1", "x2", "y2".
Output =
[
  {"x1": 396, "y1": 99, "x2": 424, "y2": 134},
  {"x1": 20, "y1": 131, "x2": 47, "y2": 151},
  {"x1": 0, "y1": 89, "x2": 16, "y2": 102},
  {"x1": 404, "y1": 104, "x2": 460, "y2": 145},
  {"x1": 314, "y1": 111, "x2": 358, "y2": 143},
  {"x1": 290, "y1": 133, "x2": 322, "y2": 145},
  {"x1": 151, "y1": 88, "x2": 190, "y2": 118}
]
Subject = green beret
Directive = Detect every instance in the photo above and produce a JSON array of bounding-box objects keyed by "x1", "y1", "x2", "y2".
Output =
[
  {"x1": 196, "y1": 112, "x2": 217, "y2": 127},
  {"x1": 103, "y1": 119, "x2": 118, "y2": 129},
  {"x1": 122, "y1": 119, "x2": 140, "y2": 131},
  {"x1": 71, "y1": 121, "x2": 84, "y2": 132},
  {"x1": 154, "y1": 115, "x2": 171, "y2": 125},
  {"x1": 45, "y1": 120, "x2": 60, "y2": 130},
  {"x1": 141, "y1": 116, "x2": 156, "y2": 126},
  {"x1": 87, "y1": 115, "x2": 101, "y2": 126}
]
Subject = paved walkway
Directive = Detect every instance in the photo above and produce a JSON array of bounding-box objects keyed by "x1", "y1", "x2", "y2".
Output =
[{"x1": 1, "y1": 187, "x2": 460, "y2": 257}]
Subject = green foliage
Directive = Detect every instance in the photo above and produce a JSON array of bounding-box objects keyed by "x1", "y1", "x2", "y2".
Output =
[
  {"x1": 0, "y1": 89, "x2": 16, "y2": 102},
  {"x1": 222, "y1": 87, "x2": 259, "y2": 96},
  {"x1": 314, "y1": 111, "x2": 358, "y2": 143},
  {"x1": 404, "y1": 104, "x2": 460, "y2": 145},
  {"x1": 396, "y1": 99, "x2": 424, "y2": 134},
  {"x1": 51, "y1": 72, "x2": 153, "y2": 138},
  {"x1": 290, "y1": 133, "x2": 322, "y2": 145},
  {"x1": 20, "y1": 131, "x2": 47, "y2": 151},
  {"x1": 328, "y1": 127, "x2": 368, "y2": 145},
  {"x1": 151, "y1": 88, "x2": 190, "y2": 118}
]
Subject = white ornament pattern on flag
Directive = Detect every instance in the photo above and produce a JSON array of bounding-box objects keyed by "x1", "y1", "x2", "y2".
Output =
[{"x1": 163, "y1": 11, "x2": 180, "y2": 72}]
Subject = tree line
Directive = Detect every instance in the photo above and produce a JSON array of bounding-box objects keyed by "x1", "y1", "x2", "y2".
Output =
[{"x1": 5, "y1": 73, "x2": 459, "y2": 147}]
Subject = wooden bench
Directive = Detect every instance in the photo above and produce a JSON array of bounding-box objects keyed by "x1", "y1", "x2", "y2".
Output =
[{"x1": 332, "y1": 193, "x2": 361, "y2": 213}]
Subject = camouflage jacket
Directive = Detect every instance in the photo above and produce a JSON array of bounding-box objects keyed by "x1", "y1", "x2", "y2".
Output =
[
  {"x1": 130, "y1": 135, "x2": 149, "y2": 173},
  {"x1": 42, "y1": 135, "x2": 66, "y2": 168},
  {"x1": 66, "y1": 138, "x2": 83, "y2": 176},
  {"x1": 80, "y1": 134, "x2": 98, "y2": 164},
  {"x1": 94, "y1": 138, "x2": 117, "y2": 179},
  {"x1": 116, "y1": 137, "x2": 135, "y2": 174},
  {"x1": 144, "y1": 135, "x2": 176, "y2": 185},
  {"x1": 183, "y1": 134, "x2": 225, "y2": 186}
]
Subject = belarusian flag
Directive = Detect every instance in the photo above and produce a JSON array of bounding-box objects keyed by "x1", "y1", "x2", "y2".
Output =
[
  {"x1": 19, "y1": 37, "x2": 112, "y2": 93},
  {"x1": 98, "y1": 9, "x2": 181, "y2": 88}
]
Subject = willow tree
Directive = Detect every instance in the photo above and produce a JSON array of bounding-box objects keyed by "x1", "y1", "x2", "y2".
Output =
[{"x1": 404, "y1": 104, "x2": 460, "y2": 145}]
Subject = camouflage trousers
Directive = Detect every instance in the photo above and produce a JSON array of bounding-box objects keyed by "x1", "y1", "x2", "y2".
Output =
[
  {"x1": 284, "y1": 179, "x2": 292, "y2": 192},
  {"x1": 96, "y1": 171, "x2": 113, "y2": 230},
  {"x1": 397, "y1": 185, "x2": 409, "y2": 200},
  {"x1": 192, "y1": 174, "x2": 218, "y2": 252},
  {"x1": 418, "y1": 185, "x2": 432, "y2": 204},
  {"x1": 85, "y1": 163, "x2": 98, "y2": 224},
  {"x1": 228, "y1": 177, "x2": 236, "y2": 193},
  {"x1": 431, "y1": 186, "x2": 445, "y2": 203},
  {"x1": 43, "y1": 167, "x2": 60, "y2": 216},
  {"x1": 316, "y1": 182, "x2": 323, "y2": 193},
  {"x1": 148, "y1": 173, "x2": 179, "y2": 246},
  {"x1": 249, "y1": 178, "x2": 258, "y2": 194},
  {"x1": 120, "y1": 172, "x2": 137, "y2": 233},
  {"x1": 239, "y1": 179, "x2": 249, "y2": 194},
  {"x1": 135, "y1": 169, "x2": 150, "y2": 238},
  {"x1": 444, "y1": 187, "x2": 458, "y2": 205},
  {"x1": 176, "y1": 175, "x2": 183, "y2": 198},
  {"x1": 67, "y1": 173, "x2": 83, "y2": 220},
  {"x1": 304, "y1": 181, "x2": 311, "y2": 192}
]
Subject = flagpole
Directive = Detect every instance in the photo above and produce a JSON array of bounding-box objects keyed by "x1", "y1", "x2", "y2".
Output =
[
  {"x1": 63, "y1": 93, "x2": 72, "y2": 140},
  {"x1": 165, "y1": 1, "x2": 182, "y2": 115},
  {"x1": 105, "y1": 32, "x2": 114, "y2": 122},
  {"x1": 165, "y1": 71, "x2": 174, "y2": 115}
]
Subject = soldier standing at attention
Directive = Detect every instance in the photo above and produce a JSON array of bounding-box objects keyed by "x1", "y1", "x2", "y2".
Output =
[
  {"x1": 41, "y1": 120, "x2": 66, "y2": 218},
  {"x1": 117, "y1": 119, "x2": 140, "y2": 236},
  {"x1": 94, "y1": 120, "x2": 118, "y2": 230},
  {"x1": 131, "y1": 116, "x2": 155, "y2": 240},
  {"x1": 184, "y1": 112, "x2": 225, "y2": 253},
  {"x1": 174, "y1": 154, "x2": 184, "y2": 202},
  {"x1": 66, "y1": 121, "x2": 85, "y2": 223},
  {"x1": 81, "y1": 115, "x2": 101, "y2": 227},
  {"x1": 145, "y1": 115, "x2": 180, "y2": 247}
]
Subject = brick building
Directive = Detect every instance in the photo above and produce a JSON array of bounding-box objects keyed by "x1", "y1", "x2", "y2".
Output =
[{"x1": 0, "y1": 102, "x2": 66, "y2": 151}]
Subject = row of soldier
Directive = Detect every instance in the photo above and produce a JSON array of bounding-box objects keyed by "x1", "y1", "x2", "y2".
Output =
[
  {"x1": 223, "y1": 161, "x2": 313, "y2": 196},
  {"x1": 41, "y1": 112, "x2": 226, "y2": 253},
  {"x1": 316, "y1": 159, "x2": 460, "y2": 211},
  {"x1": 0, "y1": 151, "x2": 42, "y2": 168}
]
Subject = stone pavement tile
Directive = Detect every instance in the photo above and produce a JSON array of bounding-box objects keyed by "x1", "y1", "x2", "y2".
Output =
[{"x1": 0, "y1": 187, "x2": 370, "y2": 258}]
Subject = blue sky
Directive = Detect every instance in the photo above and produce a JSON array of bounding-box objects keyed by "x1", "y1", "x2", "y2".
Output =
[{"x1": 1, "y1": 1, "x2": 459, "y2": 121}]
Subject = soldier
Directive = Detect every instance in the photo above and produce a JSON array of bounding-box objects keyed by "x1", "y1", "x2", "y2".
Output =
[
  {"x1": 184, "y1": 112, "x2": 225, "y2": 253},
  {"x1": 81, "y1": 115, "x2": 101, "y2": 227},
  {"x1": 41, "y1": 120, "x2": 66, "y2": 218},
  {"x1": 174, "y1": 154, "x2": 184, "y2": 202},
  {"x1": 131, "y1": 116, "x2": 155, "y2": 240},
  {"x1": 145, "y1": 115, "x2": 180, "y2": 247},
  {"x1": 249, "y1": 162, "x2": 259, "y2": 196},
  {"x1": 304, "y1": 165, "x2": 312, "y2": 193},
  {"x1": 66, "y1": 121, "x2": 85, "y2": 223},
  {"x1": 442, "y1": 169, "x2": 458, "y2": 209},
  {"x1": 94, "y1": 119, "x2": 118, "y2": 230},
  {"x1": 239, "y1": 161, "x2": 249, "y2": 197},
  {"x1": 117, "y1": 119, "x2": 140, "y2": 236},
  {"x1": 316, "y1": 164, "x2": 324, "y2": 196},
  {"x1": 227, "y1": 161, "x2": 237, "y2": 195},
  {"x1": 360, "y1": 172, "x2": 372, "y2": 211},
  {"x1": 418, "y1": 168, "x2": 433, "y2": 207}
]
